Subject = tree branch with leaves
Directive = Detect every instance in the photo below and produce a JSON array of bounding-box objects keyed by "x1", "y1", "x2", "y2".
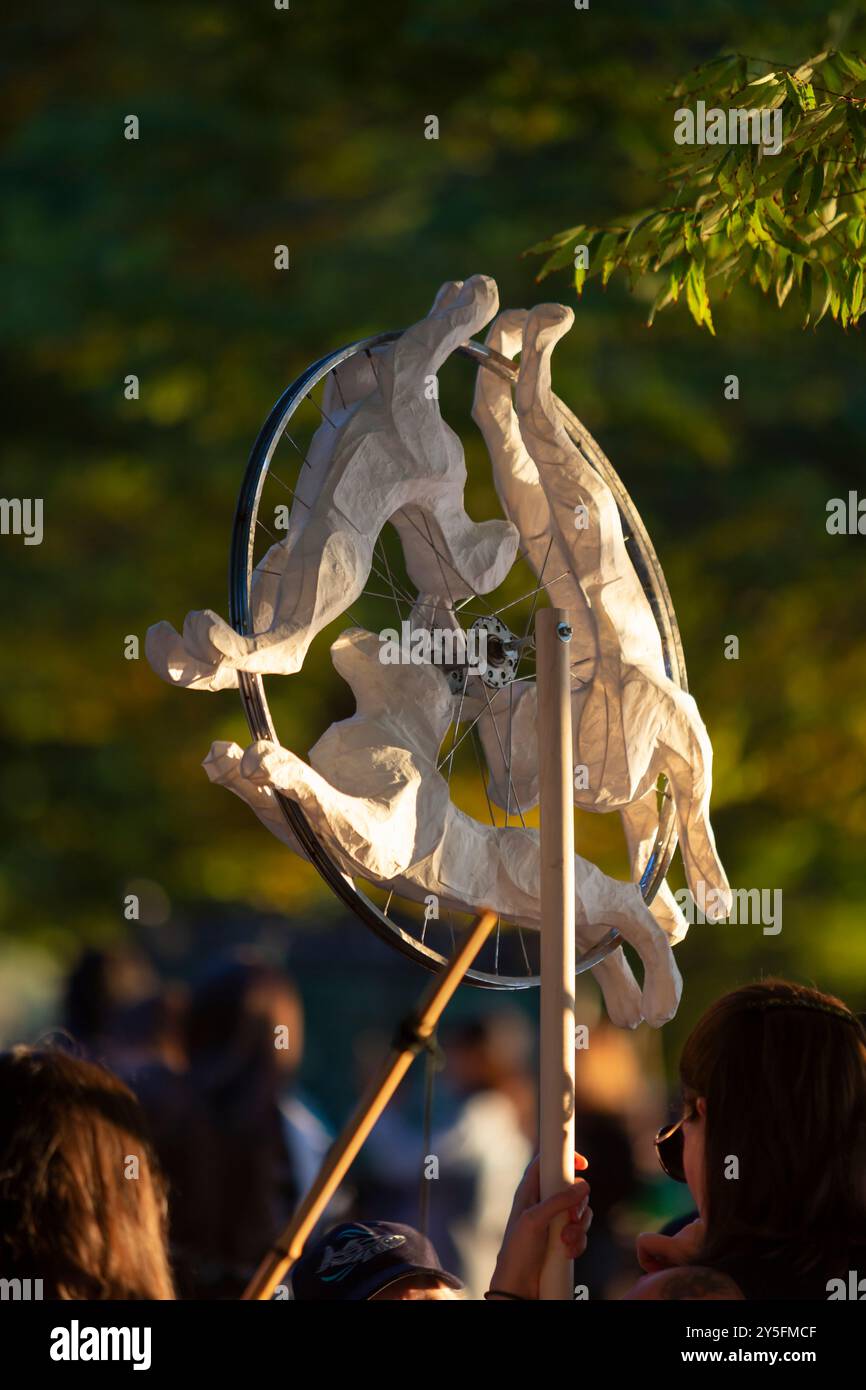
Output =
[{"x1": 528, "y1": 49, "x2": 866, "y2": 332}]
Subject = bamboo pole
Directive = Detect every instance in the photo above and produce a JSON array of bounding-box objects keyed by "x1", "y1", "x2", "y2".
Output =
[
  {"x1": 241, "y1": 908, "x2": 498, "y2": 1300},
  {"x1": 535, "y1": 608, "x2": 577, "y2": 1301}
]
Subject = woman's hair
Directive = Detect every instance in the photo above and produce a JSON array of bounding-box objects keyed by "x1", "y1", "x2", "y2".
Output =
[
  {"x1": 0, "y1": 1046, "x2": 174, "y2": 1299},
  {"x1": 680, "y1": 979, "x2": 866, "y2": 1289}
]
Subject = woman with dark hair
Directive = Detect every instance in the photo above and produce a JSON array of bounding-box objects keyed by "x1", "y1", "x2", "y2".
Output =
[
  {"x1": 633, "y1": 978, "x2": 866, "y2": 1299},
  {"x1": 490, "y1": 979, "x2": 866, "y2": 1300},
  {"x1": 0, "y1": 1047, "x2": 175, "y2": 1300}
]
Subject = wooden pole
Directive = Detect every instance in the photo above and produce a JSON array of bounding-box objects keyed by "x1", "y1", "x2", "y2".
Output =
[
  {"x1": 241, "y1": 909, "x2": 498, "y2": 1300},
  {"x1": 535, "y1": 608, "x2": 576, "y2": 1301}
]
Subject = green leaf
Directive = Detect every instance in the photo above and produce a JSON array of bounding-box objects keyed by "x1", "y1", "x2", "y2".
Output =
[
  {"x1": 574, "y1": 266, "x2": 586, "y2": 296},
  {"x1": 685, "y1": 261, "x2": 715, "y2": 333},
  {"x1": 525, "y1": 225, "x2": 587, "y2": 256},
  {"x1": 804, "y1": 159, "x2": 826, "y2": 217},
  {"x1": 759, "y1": 157, "x2": 800, "y2": 198},
  {"x1": 819, "y1": 55, "x2": 847, "y2": 96},
  {"x1": 783, "y1": 160, "x2": 806, "y2": 207},
  {"x1": 667, "y1": 254, "x2": 689, "y2": 299},
  {"x1": 656, "y1": 226, "x2": 687, "y2": 268},
  {"x1": 852, "y1": 266, "x2": 864, "y2": 320},
  {"x1": 701, "y1": 202, "x2": 728, "y2": 237},
  {"x1": 717, "y1": 149, "x2": 739, "y2": 201},
  {"x1": 748, "y1": 203, "x2": 770, "y2": 245},
  {"x1": 829, "y1": 269, "x2": 842, "y2": 319},
  {"x1": 726, "y1": 209, "x2": 749, "y2": 250},
  {"x1": 775, "y1": 254, "x2": 795, "y2": 306},
  {"x1": 784, "y1": 73, "x2": 816, "y2": 112},
  {"x1": 796, "y1": 54, "x2": 824, "y2": 76},
  {"x1": 746, "y1": 70, "x2": 783, "y2": 89},
  {"x1": 647, "y1": 278, "x2": 676, "y2": 326},
  {"x1": 846, "y1": 104, "x2": 866, "y2": 159},
  {"x1": 734, "y1": 152, "x2": 756, "y2": 200},
  {"x1": 814, "y1": 263, "x2": 834, "y2": 325},
  {"x1": 683, "y1": 212, "x2": 702, "y2": 255},
  {"x1": 624, "y1": 211, "x2": 662, "y2": 248},
  {"x1": 537, "y1": 239, "x2": 586, "y2": 280},
  {"x1": 799, "y1": 260, "x2": 813, "y2": 326},
  {"x1": 595, "y1": 231, "x2": 621, "y2": 287},
  {"x1": 839, "y1": 52, "x2": 866, "y2": 84},
  {"x1": 753, "y1": 250, "x2": 773, "y2": 293},
  {"x1": 763, "y1": 196, "x2": 790, "y2": 231}
]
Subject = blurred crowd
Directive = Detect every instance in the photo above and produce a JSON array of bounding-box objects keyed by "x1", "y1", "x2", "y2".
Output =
[
  {"x1": 2, "y1": 952, "x2": 865, "y2": 1303},
  {"x1": 38, "y1": 942, "x2": 678, "y2": 1299}
]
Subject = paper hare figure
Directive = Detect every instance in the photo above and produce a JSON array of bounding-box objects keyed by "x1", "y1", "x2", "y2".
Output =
[
  {"x1": 146, "y1": 276, "x2": 518, "y2": 691},
  {"x1": 471, "y1": 305, "x2": 731, "y2": 935},
  {"x1": 204, "y1": 622, "x2": 682, "y2": 1028}
]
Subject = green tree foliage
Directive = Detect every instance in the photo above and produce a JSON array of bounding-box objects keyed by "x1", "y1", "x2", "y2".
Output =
[{"x1": 531, "y1": 49, "x2": 866, "y2": 331}]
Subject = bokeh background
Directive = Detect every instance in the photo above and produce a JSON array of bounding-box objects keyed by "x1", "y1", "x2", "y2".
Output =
[{"x1": 3, "y1": 0, "x2": 866, "y2": 1297}]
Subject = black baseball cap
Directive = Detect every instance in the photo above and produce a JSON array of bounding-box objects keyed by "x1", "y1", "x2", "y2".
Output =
[{"x1": 291, "y1": 1221, "x2": 464, "y2": 1300}]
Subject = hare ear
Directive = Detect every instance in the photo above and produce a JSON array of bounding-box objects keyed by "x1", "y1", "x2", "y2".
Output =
[
  {"x1": 514, "y1": 303, "x2": 573, "y2": 444},
  {"x1": 429, "y1": 280, "x2": 465, "y2": 314},
  {"x1": 392, "y1": 274, "x2": 500, "y2": 379},
  {"x1": 472, "y1": 311, "x2": 528, "y2": 492},
  {"x1": 482, "y1": 307, "x2": 528, "y2": 361}
]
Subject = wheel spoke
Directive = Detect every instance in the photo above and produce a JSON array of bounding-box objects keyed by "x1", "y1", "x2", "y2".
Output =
[
  {"x1": 471, "y1": 726, "x2": 499, "y2": 829},
  {"x1": 281, "y1": 429, "x2": 312, "y2": 468},
  {"x1": 444, "y1": 660, "x2": 471, "y2": 785},
  {"x1": 396, "y1": 507, "x2": 498, "y2": 620},
  {"x1": 477, "y1": 682, "x2": 527, "y2": 829},
  {"x1": 375, "y1": 537, "x2": 408, "y2": 616},
  {"x1": 307, "y1": 390, "x2": 337, "y2": 430},
  {"x1": 521, "y1": 536, "x2": 554, "y2": 639},
  {"x1": 435, "y1": 700, "x2": 490, "y2": 771}
]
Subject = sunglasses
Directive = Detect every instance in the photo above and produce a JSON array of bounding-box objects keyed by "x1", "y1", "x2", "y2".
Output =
[{"x1": 654, "y1": 1112, "x2": 690, "y2": 1183}]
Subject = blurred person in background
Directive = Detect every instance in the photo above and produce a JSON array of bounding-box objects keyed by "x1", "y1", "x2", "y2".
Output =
[
  {"x1": 428, "y1": 1010, "x2": 534, "y2": 1297},
  {"x1": 0, "y1": 1046, "x2": 174, "y2": 1299},
  {"x1": 137, "y1": 952, "x2": 336, "y2": 1298},
  {"x1": 570, "y1": 1019, "x2": 644, "y2": 1297},
  {"x1": 63, "y1": 946, "x2": 185, "y2": 1075},
  {"x1": 352, "y1": 1025, "x2": 429, "y2": 1233}
]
